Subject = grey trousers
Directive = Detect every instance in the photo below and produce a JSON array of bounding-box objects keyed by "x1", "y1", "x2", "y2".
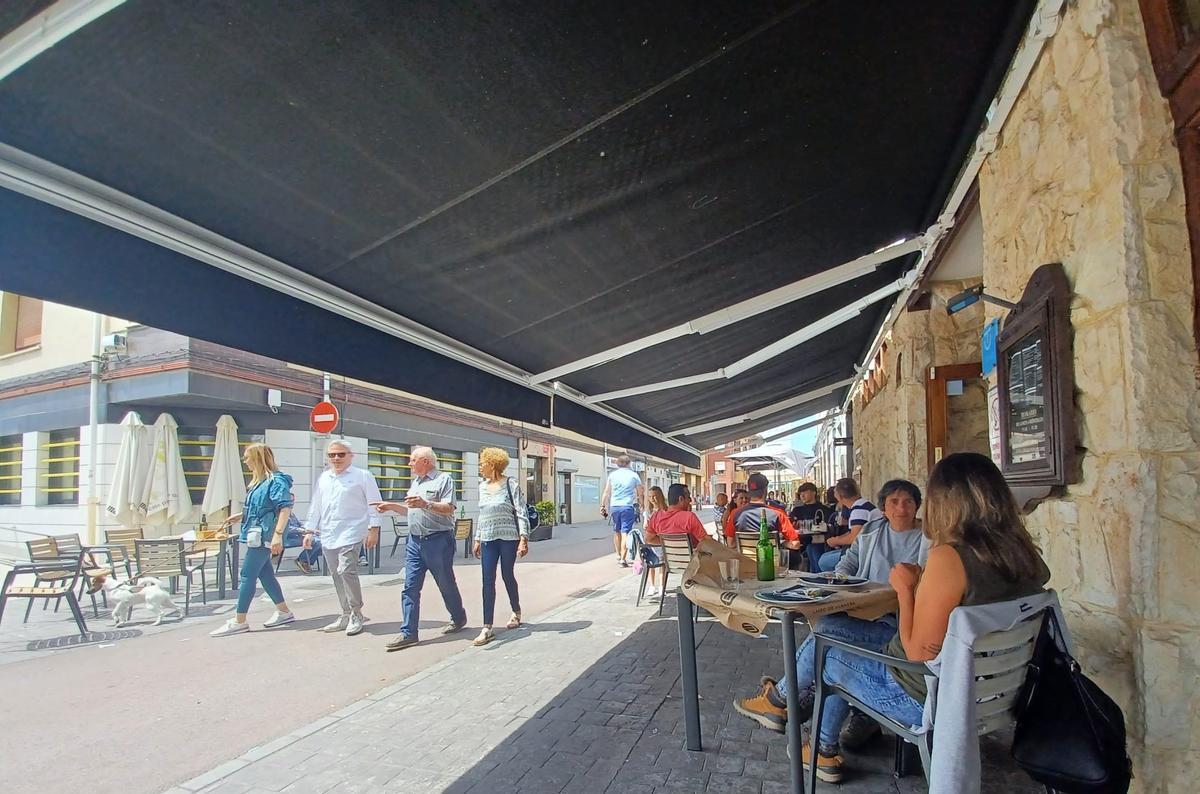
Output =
[{"x1": 322, "y1": 543, "x2": 364, "y2": 615}]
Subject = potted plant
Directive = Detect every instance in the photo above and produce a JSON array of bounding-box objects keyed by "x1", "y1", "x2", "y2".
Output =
[{"x1": 530, "y1": 500, "x2": 556, "y2": 541}]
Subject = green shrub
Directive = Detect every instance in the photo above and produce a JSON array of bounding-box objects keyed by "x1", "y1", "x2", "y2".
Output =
[{"x1": 534, "y1": 500, "x2": 557, "y2": 525}]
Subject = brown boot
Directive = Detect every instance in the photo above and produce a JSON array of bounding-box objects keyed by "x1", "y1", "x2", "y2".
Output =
[
  {"x1": 801, "y1": 744, "x2": 845, "y2": 783},
  {"x1": 733, "y1": 677, "x2": 788, "y2": 733}
]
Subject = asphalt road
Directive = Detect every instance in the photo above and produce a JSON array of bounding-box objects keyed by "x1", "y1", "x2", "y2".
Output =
[{"x1": 0, "y1": 518, "x2": 651, "y2": 793}]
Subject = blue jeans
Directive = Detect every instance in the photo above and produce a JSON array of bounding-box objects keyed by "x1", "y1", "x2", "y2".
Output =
[
  {"x1": 297, "y1": 537, "x2": 322, "y2": 565},
  {"x1": 818, "y1": 549, "x2": 843, "y2": 572},
  {"x1": 805, "y1": 543, "x2": 826, "y2": 572},
  {"x1": 817, "y1": 647, "x2": 924, "y2": 750},
  {"x1": 401, "y1": 531, "x2": 466, "y2": 640},
  {"x1": 237, "y1": 545, "x2": 285, "y2": 614},
  {"x1": 777, "y1": 613, "x2": 897, "y2": 697},
  {"x1": 480, "y1": 539, "x2": 521, "y2": 626}
]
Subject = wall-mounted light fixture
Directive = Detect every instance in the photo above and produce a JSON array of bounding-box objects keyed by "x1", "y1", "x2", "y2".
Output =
[{"x1": 945, "y1": 283, "x2": 1019, "y2": 315}]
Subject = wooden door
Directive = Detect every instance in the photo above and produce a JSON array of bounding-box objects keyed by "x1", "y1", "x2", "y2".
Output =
[
  {"x1": 1140, "y1": 0, "x2": 1200, "y2": 343},
  {"x1": 926, "y1": 362, "x2": 985, "y2": 472}
]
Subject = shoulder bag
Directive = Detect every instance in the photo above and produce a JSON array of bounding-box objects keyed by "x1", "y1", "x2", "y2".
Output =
[{"x1": 1011, "y1": 610, "x2": 1132, "y2": 793}]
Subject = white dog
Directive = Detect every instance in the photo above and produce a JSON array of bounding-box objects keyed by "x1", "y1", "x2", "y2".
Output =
[{"x1": 88, "y1": 574, "x2": 183, "y2": 626}]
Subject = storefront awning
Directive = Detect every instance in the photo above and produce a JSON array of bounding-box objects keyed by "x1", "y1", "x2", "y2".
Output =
[{"x1": 0, "y1": 1, "x2": 1037, "y2": 468}]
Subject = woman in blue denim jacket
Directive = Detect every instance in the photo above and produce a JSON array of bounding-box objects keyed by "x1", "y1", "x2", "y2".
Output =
[{"x1": 211, "y1": 443, "x2": 295, "y2": 637}]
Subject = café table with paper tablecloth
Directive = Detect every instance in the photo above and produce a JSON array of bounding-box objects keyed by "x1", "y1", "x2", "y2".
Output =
[{"x1": 674, "y1": 538, "x2": 898, "y2": 794}]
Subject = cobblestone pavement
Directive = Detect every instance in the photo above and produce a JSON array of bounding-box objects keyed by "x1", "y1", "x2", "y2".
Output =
[{"x1": 171, "y1": 572, "x2": 1043, "y2": 794}]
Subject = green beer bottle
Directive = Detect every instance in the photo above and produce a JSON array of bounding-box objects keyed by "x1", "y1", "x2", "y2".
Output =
[{"x1": 756, "y1": 508, "x2": 775, "y2": 582}]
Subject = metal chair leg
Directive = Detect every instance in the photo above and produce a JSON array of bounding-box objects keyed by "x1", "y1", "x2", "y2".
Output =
[
  {"x1": 23, "y1": 577, "x2": 38, "y2": 623},
  {"x1": 916, "y1": 730, "x2": 933, "y2": 780},
  {"x1": 810, "y1": 635, "x2": 829, "y2": 793},
  {"x1": 184, "y1": 575, "x2": 191, "y2": 617},
  {"x1": 636, "y1": 563, "x2": 649, "y2": 607},
  {"x1": 65, "y1": 593, "x2": 88, "y2": 637},
  {"x1": 658, "y1": 571, "x2": 670, "y2": 616},
  {"x1": 201, "y1": 568, "x2": 207, "y2": 604}
]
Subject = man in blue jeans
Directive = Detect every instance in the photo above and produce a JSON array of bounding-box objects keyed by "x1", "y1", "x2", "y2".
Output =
[
  {"x1": 600, "y1": 454, "x2": 644, "y2": 567},
  {"x1": 733, "y1": 479, "x2": 927, "y2": 782},
  {"x1": 377, "y1": 446, "x2": 467, "y2": 651}
]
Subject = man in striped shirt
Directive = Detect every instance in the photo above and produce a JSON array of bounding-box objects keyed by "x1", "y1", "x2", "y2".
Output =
[{"x1": 817, "y1": 477, "x2": 883, "y2": 572}]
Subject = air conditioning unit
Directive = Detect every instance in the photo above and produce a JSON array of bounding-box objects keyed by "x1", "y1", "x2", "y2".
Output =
[{"x1": 101, "y1": 333, "x2": 127, "y2": 354}]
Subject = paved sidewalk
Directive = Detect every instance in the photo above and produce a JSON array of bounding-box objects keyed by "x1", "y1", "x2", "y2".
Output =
[{"x1": 170, "y1": 571, "x2": 1041, "y2": 794}]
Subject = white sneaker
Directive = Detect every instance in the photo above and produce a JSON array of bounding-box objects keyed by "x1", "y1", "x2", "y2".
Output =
[
  {"x1": 322, "y1": 615, "x2": 349, "y2": 633},
  {"x1": 210, "y1": 619, "x2": 249, "y2": 637},
  {"x1": 263, "y1": 610, "x2": 295, "y2": 628},
  {"x1": 646, "y1": 588, "x2": 660, "y2": 598},
  {"x1": 346, "y1": 613, "x2": 364, "y2": 636}
]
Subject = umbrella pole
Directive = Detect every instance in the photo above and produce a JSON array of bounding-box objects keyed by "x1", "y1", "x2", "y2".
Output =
[{"x1": 86, "y1": 312, "x2": 103, "y2": 544}]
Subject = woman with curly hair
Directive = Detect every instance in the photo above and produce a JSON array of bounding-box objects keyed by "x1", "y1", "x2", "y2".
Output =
[{"x1": 471, "y1": 446, "x2": 530, "y2": 646}]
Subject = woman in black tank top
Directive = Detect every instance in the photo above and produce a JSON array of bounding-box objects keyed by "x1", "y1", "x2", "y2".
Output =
[{"x1": 804, "y1": 453, "x2": 1050, "y2": 783}]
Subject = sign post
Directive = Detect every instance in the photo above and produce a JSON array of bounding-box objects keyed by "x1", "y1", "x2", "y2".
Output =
[{"x1": 310, "y1": 401, "x2": 340, "y2": 434}]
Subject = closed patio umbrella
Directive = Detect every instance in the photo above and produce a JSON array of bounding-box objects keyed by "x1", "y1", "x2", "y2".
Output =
[
  {"x1": 201, "y1": 414, "x2": 246, "y2": 525},
  {"x1": 104, "y1": 411, "x2": 148, "y2": 528},
  {"x1": 140, "y1": 413, "x2": 193, "y2": 534}
]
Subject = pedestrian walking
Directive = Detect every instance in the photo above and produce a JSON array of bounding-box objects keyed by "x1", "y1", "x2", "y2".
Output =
[
  {"x1": 377, "y1": 446, "x2": 468, "y2": 651},
  {"x1": 470, "y1": 447, "x2": 530, "y2": 647},
  {"x1": 210, "y1": 443, "x2": 295, "y2": 637},
  {"x1": 304, "y1": 439, "x2": 382, "y2": 637},
  {"x1": 600, "y1": 454, "x2": 644, "y2": 567}
]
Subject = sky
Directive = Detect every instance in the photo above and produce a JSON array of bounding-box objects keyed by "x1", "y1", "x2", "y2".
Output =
[{"x1": 761, "y1": 410, "x2": 828, "y2": 456}]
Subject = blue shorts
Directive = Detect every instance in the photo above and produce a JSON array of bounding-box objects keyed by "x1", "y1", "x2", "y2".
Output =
[{"x1": 610, "y1": 505, "x2": 636, "y2": 534}]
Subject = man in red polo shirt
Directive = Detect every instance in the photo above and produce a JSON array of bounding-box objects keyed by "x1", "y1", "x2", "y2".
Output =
[{"x1": 644, "y1": 483, "x2": 708, "y2": 547}]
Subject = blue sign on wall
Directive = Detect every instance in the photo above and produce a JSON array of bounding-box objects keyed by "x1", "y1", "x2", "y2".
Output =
[{"x1": 981, "y1": 318, "x2": 1000, "y2": 376}]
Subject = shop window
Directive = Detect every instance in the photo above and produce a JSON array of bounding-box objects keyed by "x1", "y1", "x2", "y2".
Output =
[
  {"x1": 367, "y1": 441, "x2": 411, "y2": 501},
  {"x1": 178, "y1": 430, "x2": 263, "y2": 507},
  {"x1": 433, "y1": 447, "x2": 465, "y2": 501},
  {"x1": 45, "y1": 429, "x2": 80, "y2": 505},
  {"x1": 0, "y1": 434, "x2": 21, "y2": 506},
  {"x1": 573, "y1": 474, "x2": 601, "y2": 505}
]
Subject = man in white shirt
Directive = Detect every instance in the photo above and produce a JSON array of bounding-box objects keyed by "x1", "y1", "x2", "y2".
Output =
[
  {"x1": 600, "y1": 454, "x2": 644, "y2": 567},
  {"x1": 303, "y1": 439, "x2": 382, "y2": 636}
]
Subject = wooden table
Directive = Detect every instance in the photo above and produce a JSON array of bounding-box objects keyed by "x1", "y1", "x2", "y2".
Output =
[{"x1": 676, "y1": 539, "x2": 897, "y2": 794}]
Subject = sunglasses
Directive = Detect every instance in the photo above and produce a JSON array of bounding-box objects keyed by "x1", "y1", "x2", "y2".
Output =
[{"x1": 327, "y1": 452, "x2": 348, "y2": 459}]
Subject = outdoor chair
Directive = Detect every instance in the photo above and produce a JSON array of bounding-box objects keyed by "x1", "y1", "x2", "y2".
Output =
[
  {"x1": 103, "y1": 527, "x2": 143, "y2": 578},
  {"x1": 135, "y1": 538, "x2": 206, "y2": 616},
  {"x1": 734, "y1": 530, "x2": 780, "y2": 563},
  {"x1": 389, "y1": 516, "x2": 409, "y2": 558},
  {"x1": 455, "y1": 518, "x2": 473, "y2": 558},
  {"x1": 808, "y1": 606, "x2": 1047, "y2": 791},
  {"x1": 0, "y1": 553, "x2": 91, "y2": 637},
  {"x1": 23, "y1": 536, "x2": 109, "y2": 621},
  {"x1": 51, "y1": 533, "x2": 124, "y2": 612},
  {"x1": 273, "y1": 539, "x2": 321, "y2": 575},
  {"x1": 654, "y1": 533, "x2": 697, "y2": 618}
]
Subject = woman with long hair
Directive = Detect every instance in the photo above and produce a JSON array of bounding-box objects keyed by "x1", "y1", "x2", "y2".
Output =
[
  {"x1": 636, "y1": 485, "x2": 670, "y2": 597},
  {"x1": 211, "y1": 443, "x2": 295, "y2": 637},
  {"x1": 801, "y1": 453, "x2": 1050, "y2": 783},
  {"x1": 471, "y1": 447, "x2": 530, "y2": 646}
]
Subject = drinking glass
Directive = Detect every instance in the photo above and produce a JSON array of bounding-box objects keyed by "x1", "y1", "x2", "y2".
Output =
[{"x1": 720, "y1": 558, "x2": 740, "y2": 586}]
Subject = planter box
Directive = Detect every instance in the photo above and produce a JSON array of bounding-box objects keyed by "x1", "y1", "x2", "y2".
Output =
[{"x1": 529, "y1": 523, "x2": 554, "y2": 542}]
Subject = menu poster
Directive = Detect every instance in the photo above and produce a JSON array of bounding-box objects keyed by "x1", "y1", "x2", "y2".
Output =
[{"x1": 1006, "y1": 333, "x2": 1047, "y2": 464}]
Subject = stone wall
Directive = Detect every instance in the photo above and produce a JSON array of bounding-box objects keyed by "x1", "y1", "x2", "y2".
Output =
[
  {"x1": 853, "y1": 279, "x2": 985, "y2": 499},
  {"x1": 977, "y1": 1, "x2": 1200, "y2": 789}
]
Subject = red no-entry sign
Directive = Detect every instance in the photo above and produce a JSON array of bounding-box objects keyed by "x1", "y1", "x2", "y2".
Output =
[{"x1": 310, "y1": 401, "x2": 340, "y2": 434}]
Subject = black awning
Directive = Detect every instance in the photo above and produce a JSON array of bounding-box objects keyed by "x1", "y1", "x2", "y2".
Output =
[{"x1": 0, "y1": 1, "x2": 1035, "y2": 467}]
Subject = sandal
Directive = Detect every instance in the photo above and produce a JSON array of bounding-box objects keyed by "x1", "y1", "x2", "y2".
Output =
[
  {"x1": 472, "y1": 628, "x2": 494, "y2": 646},
  {"x1": 505, "y1": 613, "x2": 522, "y2": 629}
]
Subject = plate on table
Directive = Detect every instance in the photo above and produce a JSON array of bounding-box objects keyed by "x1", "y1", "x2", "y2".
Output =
[
  {"x1": 794, "y1": 572, "x2": 870, "y2": 590},
  {"x1": 754, "y1": 586, "x2": 837, "y2": 605}
]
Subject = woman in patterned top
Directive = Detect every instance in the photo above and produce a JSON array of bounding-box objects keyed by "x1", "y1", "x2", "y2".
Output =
[{"x1": 471, "y1": 447, "x2": 531, "y2": 646}]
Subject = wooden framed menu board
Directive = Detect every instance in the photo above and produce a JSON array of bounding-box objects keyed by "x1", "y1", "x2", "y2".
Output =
[{"x1": 996, "y1": 263, "x2": 1077, "y2": 486}]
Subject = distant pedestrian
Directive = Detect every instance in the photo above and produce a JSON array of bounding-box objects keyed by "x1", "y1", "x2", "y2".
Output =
[
  {"x1": 210, "y1": 443, "x2": 295, "y2": 637},
  {"x1": 601, "y1": 455, "x2": 645, "y2": 567},
  {"x1": 378, "y1": 446, "x2": 468, "y2": 651},
  {"x1": 304, "y1": 440, "x2": 382, "y2": 637},
  {"x1": 471, "y1": 447, "x2": 530, "y2": 647}
]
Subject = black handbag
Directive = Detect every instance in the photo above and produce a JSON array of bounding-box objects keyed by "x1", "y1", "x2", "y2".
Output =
[{"x1": 1011, "y1": 610, "x2": 1132, "y2": 793}]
